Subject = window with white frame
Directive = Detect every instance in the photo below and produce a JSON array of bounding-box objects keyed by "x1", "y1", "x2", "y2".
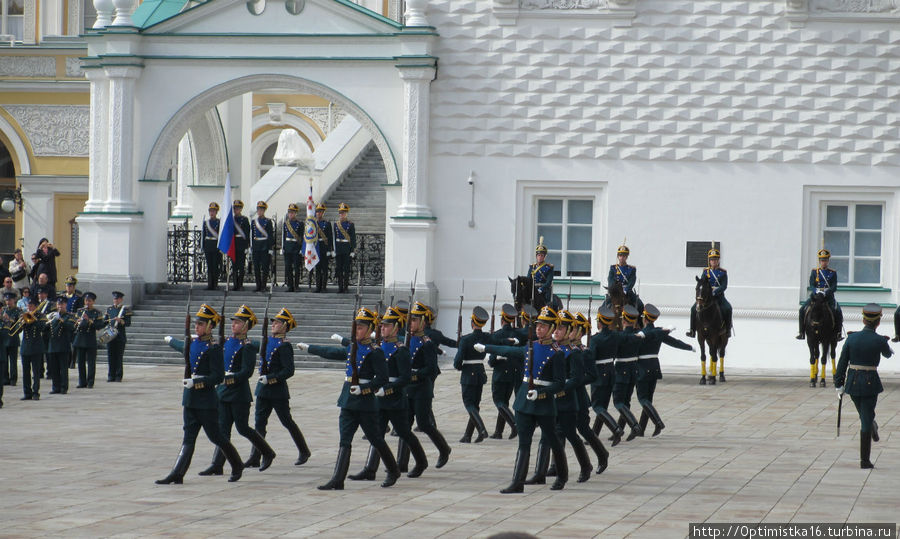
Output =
[
  {"x1": 536, "y1": 198, "x2": 593, "y2": 277},
  {"x1": 822, "y1": 203, "x2": 883, "y2": 285}
]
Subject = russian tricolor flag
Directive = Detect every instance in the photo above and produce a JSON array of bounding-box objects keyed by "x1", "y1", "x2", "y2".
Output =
[{"x1": 217, "y1": 172, "x2": 236, "y2": 262}]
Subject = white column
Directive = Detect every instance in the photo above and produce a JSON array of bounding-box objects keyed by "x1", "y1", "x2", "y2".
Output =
[
  {"x1": 111, "y1": 0, "x2": 135, "y2": 26},
  {"x1": 395, "y1": 64, "x2": 436, "y2": 218},
  {"x1": 103, "y1": 65, "x2": 142, "y2": 213},
  {"x1": 403, "y1": 0, "x2": 429, "y2": 26},
  {"x1": 170, "y1": 133, "x2": 194, "y2": 219},
  {"x1": 83, "y1": 68, "x2": 108, "y2": 212}
]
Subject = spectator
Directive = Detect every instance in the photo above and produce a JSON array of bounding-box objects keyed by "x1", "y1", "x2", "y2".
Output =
[
  {"x1": 9, "y1": 249, "x2": 29, "y2": 291},
  {"x1": 37, "y1": 239, "x2": 60, "y2": 289},
  {"x1": 31, "y1": 273, "x2": 55, "y2": 300},
  {"x1": 0, "y1": 277, "x2": 18, "y2": 300},
  {"x1": 28, "y1": 252, "x2": 40, "y2": 283},
  {"x1": 16, "y1": 286, "x2": 30, "y2": 310},
  {"x1": 0, "y1": 255, "x2": 9, "y2": 283}
]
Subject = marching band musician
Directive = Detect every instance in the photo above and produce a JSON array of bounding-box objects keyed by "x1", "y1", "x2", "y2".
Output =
[
  {"x1": 103, "y1": 291, "x2": 132, "y2": 383},
  {"x1": 299, "y1": 308, "x2": 403, "y2": 490},
  {"x1": 251, "y1": 201, "x2": 275, "y2": 292},
  {"x1": 36, "y1": 285, "x2": 53, "y2": 379},
  {"x1": 19, "y1": 296, "x2": 47, "y2": 401},
  {"x1": 332, "y1": 203, "x2": 356, "y2": 293},
  {"x1": 47, "y1": 296, "x2": 75, "y2": 394},
  {"x1": 1, "y1": 291, "x2": 21, "y2": 387},
  {"x1": 60, "y1": 275, "x2": 83, "y2": 314},
  {"x1": 232, "y1": 200, "x2": 251, "y2": 291},
  {"x1": 313, "y1": 203, "x2": 332, "y2": 293},
  {"x1": 282, "y1": 203, "x2": 303, "y2": 292},
  {"x1": 156, "y1": 304, "x2": 244, "y2": 484},
  {"x1": 202, "y1": 202, "x2": 222, "y2": 291},
  {"x1": 73, "y1": 292, "x2": 103, "y2": 389}
]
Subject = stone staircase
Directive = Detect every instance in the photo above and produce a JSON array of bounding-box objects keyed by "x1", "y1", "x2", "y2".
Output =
[
  {"x1": 321, "y1": 143, "x2": 387, "y2": 234},
  {"x1": 124, "y1": 284, "x2": 384, "y2": 370}
]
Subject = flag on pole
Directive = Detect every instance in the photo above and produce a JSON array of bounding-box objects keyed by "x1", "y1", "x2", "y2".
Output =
[
  {"x1": 303, "y1": 182, "x2": 320, "y2": 271},
  {"x1": 217, "y1": 172, "x2": 236, "y2": 262}
]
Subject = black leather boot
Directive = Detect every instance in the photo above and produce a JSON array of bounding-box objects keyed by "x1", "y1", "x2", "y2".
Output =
[
  {"x1": 243, "y1": 447, "x2": 261, "y2": 468},
  {"x1": 601, "y1": 410, "x2": 624, "y2": 446},
  {"x1": 425, "y1": 427, "x2": 451, "y2": 468},
  {"x1": 221, "y1": 441, "x2": 244, "y2": 482},
  {"x1": 860, "y1": 431, "x2": 874, "y2": 469},
  {"x1": 397, "y1": 439, "x2": 410, "y2": 473},
  {"x1": 490, "y1": 414, "x2": 505, "y2": 439},
  {"x1": 470, "y1": 410, "x2": 490, "y2": 443},
  {"x1": 525, "y1": 443, "x2": 549, "y2": 485},
  {"x1": 638, "y1": 410, "x2": 649, "y2": 433},
  {"x1": 459, "y1": 417, "x2": 474, "y2": 443},
  {"x1": 644, "y1": 403, "x2": 666, "y2": 436},
  {"x1": 592, "y1": 414, "x2": 602, "y2": 436},
  {"x1": 584, "y1": 431, "x2": 609, "y2": 474},
  {"x1": 872, "y1": 420, "x2": 880, "y2": 442},
  {"x1": 348, "y1": 446, "x2": 379, "y2": 481},
  {"x1": 198, "y1": 447, "x2": 225, "y2": 476},
  {"x1": 287, "y1": 422, "x2": 311, "y2": 465},
  {"x1": 406, "y1": 435, "x2": 429, "y2": 478},
  {"x1": 374, "y1": 440, "x2": 401, "y2": 488},
  {"x1": 318, "y1": 446, "x2": 352, "y2": 490},
  {"x1": 572, "y1": 438, "x2": 592, "y2": 483},
  {"x1": 500, "y1": 406, "x2": 518, "y2": 439},
  {"x1": 549, "y1": 443, "x2": 569, "y2": 491},
  {"x1": 500, "y1": 449, "x2": 530, "y2": 494},
  {"x1": 156, "y1": 444, "x2": 194, "y2": 485},
  {"x1": 246, "y1": 429, "x2": 276, "y2": 471},
  {"x1": 620, "y1": 408, "x2": 644, "y2": 440}
]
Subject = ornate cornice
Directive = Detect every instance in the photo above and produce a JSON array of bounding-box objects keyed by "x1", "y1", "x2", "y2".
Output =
[{"x1": 3, "y1": 105, "x2": 90, "y2": 157}]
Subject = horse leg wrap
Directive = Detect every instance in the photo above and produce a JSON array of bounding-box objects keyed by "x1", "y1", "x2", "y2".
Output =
[
  {"x1": 701, "y1": 361, "x2": 707, "y2": 376},
  {"x1": 810, "y1": 364, "x2": 818, "y2": 379},
  {"x1": 709, "y1": 361, "x2": 718, "y2": 377},
  {"x1": 718, "y1": 357, "x2": 724, "y2": 373}
]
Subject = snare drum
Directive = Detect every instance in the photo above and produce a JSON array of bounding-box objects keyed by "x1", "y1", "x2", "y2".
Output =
[{"x1": 97, "y1": 325, "x2": 119, "y2": 345}]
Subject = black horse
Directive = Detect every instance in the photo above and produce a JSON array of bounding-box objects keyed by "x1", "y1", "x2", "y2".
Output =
[
  {"x1": 803, "y1": 293, "x2": 837, "y2": 388},
  {"x1": 603, "y1": 281, "x2": 627, "y2": 330},
  {"x1": 693, "y1": 274, "x2": 728, "y2": 385},
  {"x1": 509, "y1": 275, "x2": 549, "y2": 313}
]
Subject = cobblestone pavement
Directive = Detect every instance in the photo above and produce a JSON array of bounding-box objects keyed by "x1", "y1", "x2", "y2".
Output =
[{"x1": 0, "y1": 364, "x2": 897, "y2": 538}]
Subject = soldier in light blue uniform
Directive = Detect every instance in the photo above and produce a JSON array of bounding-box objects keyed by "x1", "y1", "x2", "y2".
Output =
[
  {"x1": 529, "y1": 238, "x2": 554, "y2": 306},
  {"x1": 202, "y1": 202, "x2": 222, "y2": 291},
  {"x1": 156, "y1": 304, "x2": 244, "y2": 484},
  {"x1": 834, "y1": 304, "x2": 893, "y2": 469},
  {"x1": 603, "y1": 244, "x2": 643, "y2": 313},
  {"x1": 251, "y1": 201, "x2": 275, "y2": 292},
  {"x1": 687, "y1": 249, "x2": 733, "y2": 337},
  {"x1": 797, "y1": 249, "x2": 844, "y2": 341},
  {"x1": 282, "y1": 203, "x2": 303, "y2": 292}
]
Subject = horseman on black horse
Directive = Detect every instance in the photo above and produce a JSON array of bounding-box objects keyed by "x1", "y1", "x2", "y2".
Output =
[
  {"x1": 796, "y1": 248, "x2": 844, "y2": 343},
  {"x1": 687, "y1": 248, "x2": 732, "y2": 339},
  {"x1": 602, "y1": 243, "x2": 643, "y2": 317}
]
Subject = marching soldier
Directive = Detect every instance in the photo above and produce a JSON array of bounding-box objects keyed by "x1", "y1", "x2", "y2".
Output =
[
  {"x1": 797, "y1": 248, "x2": 844, "y2": 342},
  {"x1": 245, "y1": 307, "x2": 311, "y2": 468},
  {"x1": 202, "y1": 202, "x2": 222, "y2": 291},
  {"x1": 156, "y1": 304, "x2": 244, "y2": 484},
  {"x1": 313, "y1": 203, "x2": 332, "y2": 293},
  {"x1": 299, "y1": 307, "x2": 403, "y2": 489},
  {"x1": 454, "y1": 307, "x2": 491, "y2": 443},
  {"x1": 636, "y1": 305, "x2": 692, "y2": 437},
  {"x1": 687, "y1": 248, "x2": 733, "y2": 338},
  {"x1": 232, "y1": 200, "x2": 251, "y2": 291},
  {"x1": 19, "y1": 296, "x2": 47, "y2": 401},
  {"x1": 487, "y1": 304, "x2": 522, "y2": 439},
  {"x1": 251, "y1": 201, "x2": 275, "y2": 292},
  {"x1": 571, "y1": 312, "x2": 610, "y2": 474},
  {"x1": 479, "y1": 306, "x2": 568, "y2": 493},
  {"x1": 73, "y1": 292, "x2": 103, "y2": 389},
  {"x1": 47, "y1": 296, "x2": 75, "y2": 394},
  {"x1": 529, "y1": 238, "x2": 554, "y2": 306},
  {"x1": 282, "y1": 203, "x2": 303, "y2": 292},
  {"x1": 177, "y1": 305, "x2": 277, "y2": 476},
  {"x1": 332, "y1": 203, "x2": 356, "y2": 293},
  {"x1": 612, "y1": 304, "x2": 645, "y2": 441},
  {"x1": 60, "y1": 276, "x2": 83, "y2": 314},
  {"x1": 834, "y1": 304, "x2": 893, "y2": 469},
  {"x1": 603, "y1": 244, "x2": 643, "y2": 313},
  {"x1": 104, "y1": 291, "x2": 132, "y2": 382},
  {"x1": 589, "y1": 306, "x2": 626, "y2": 445},
  {"x1": 2, "y1": 291, "x2": 22, "y2": 386}
]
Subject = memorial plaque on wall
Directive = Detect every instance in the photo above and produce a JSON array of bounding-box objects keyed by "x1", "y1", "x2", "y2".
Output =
[{"x1": 686, "y1": 241, "x2": 720, "y2": 268}]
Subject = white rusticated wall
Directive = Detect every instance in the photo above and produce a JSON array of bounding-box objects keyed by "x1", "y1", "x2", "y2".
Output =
[{"x1": 424, "y1": 0, "x2": 900, "y2": 373}]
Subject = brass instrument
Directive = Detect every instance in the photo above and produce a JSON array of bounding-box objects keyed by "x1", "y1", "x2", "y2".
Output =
[{"x1": 9, "y1": 306, "x2": 43, "y2": 337}]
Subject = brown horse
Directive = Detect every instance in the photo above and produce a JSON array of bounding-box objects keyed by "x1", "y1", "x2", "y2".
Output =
[
  {"x1": 803, "y1": 293, "x2": 837, "y2": 388},
  {"x1": 693, "y1": 274, "x2": 728, "y2": 385},
  {"x1": 604, "y1": 281, "x2": 627, "y2": 330}
]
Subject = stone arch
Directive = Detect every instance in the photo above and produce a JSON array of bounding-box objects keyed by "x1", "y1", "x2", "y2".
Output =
[
  {"x1": 144, "y1": 74, "x2": 399, "y2": 187},
  {"x1": 0, "y1": 114, "x2": 32, "y2": 175}
]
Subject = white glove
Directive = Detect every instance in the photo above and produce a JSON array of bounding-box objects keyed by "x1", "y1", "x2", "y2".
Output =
[
  {"x1": 497, "y1": 355, "x2": 508, "y2": 360},
  {"x1": 279, "y1": 249, "x2": 284, "y2": 255},
  {"x1": 526, "y1": 389, "x2": 538, "y2": 401},
  {"x1": 371, "y1": 331, "x2": 376, "y2": 339},
  {"x1": 349, "y1": 385, "x2": 361, "y2": 395},
  {"x1": 473, "y1": 343, "x2": 486, "y2": 353},
  {"x1": 258, "y1": 375, "x2": 268, "y2": 385},
  {"x1": 690, "y1": 346, "x2": 696, "y2": 352},
  {"x1": 191, "y1": 374, "x2": 201, "y2": 380},
  {"x1": 297, "y1": 343, "x2": 309, "y2": 352},
  {"x1": 664, "y1": 325, "x2": 676, "y2": 332},
  {"x1": 164, "y1": 336, "x2": 172, "y2": 344},
  {"x1": 269, "y1": 250, "x2": 274, "y2": 256},
  {"x1": 635, "y1": 331, "x2": 646, "y2": 339},
  {"x1": 182, "y1": 378, "x2": 194, "y2": 389},
  {"x1": 350, "y1": 252, "x2": 356, "y2": 258},
  {"x1": 835, "y1": 386, "x2": 844, "y2": 395},
  {"x1": 330, "y1": 333, "x2": 343, "y2": 342},
  {"x1": 508, "y1": 337, "x2": 520, "y2": 345},
  {"x1": 328, "y1": 251, "x2": 334, "y2": 257},
  {"x1": 374, "y1": 387, "x2": 385, "y2": 397},
  {"x1": 224, "y1": 371, "x2": 234, "y2": 377}
]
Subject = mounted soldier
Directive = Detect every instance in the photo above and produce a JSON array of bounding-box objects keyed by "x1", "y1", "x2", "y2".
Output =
[
  {"x1": 797, "y1": 248, "x2": 843, "y2": 342},
  {"x1": 687, "y1": 248, "x2": 732, "y2": 338},
  {"x1": 528, "y1": 237, "x2": 554, "y2": 307},
  {"x1": 602, "y1": 244, "x2": 643, "y2": 315}
]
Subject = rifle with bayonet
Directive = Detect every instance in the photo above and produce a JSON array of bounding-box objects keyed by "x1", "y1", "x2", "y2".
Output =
[
  {"x1": 375, "y1": 280, "x2": 385, "y2": 346},
  {"x1": 457, "y1": 280, "x2": 465, "y2": 344},
  {"x1": 349, "y1": 265, "x2": 363, "y2": 385},
  {"x1": 258, "y1": 280, "x2": 274, "y2": 377},
  {"x1": 525, "y1": 305, "x2": 537, "y2": 391},
  {"x1": 404, "y1": 270, "x2": 418, "y2": 349},
  {"x1": 490, "y1": 281, "x2": 497, "y2": 333},
  {"x1": 183, "y1": 280, "x2": 194, "y2": 379}
]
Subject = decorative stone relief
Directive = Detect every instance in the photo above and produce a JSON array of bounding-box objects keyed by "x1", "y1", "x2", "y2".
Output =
[
  {"x1": 522, "y1": 0, "x2": 604, "y2": 9},
  {"x1": 267, "y1": 102, "x2": 286, "y2": 124},
  {"x1": 3, "y1": 105, "x2": 90, "y2": 156},
  {"x1": 0, "y1": 56, "x2": 55, "y2": 77},
  {"x1": 788, "y1": 0, "x2": 900, "y2": 24},
  {"x1": 494, "y1": 0, "x2": 634, "y2": 26},
  {"x1": 291, "y1": 106, "x2": 346, "y2": 134},
  {"x1": 65, "y1": 57, "x2": 85, "y2": 78},
  {"x1": 812, "y1": 0, "x2": 899, "y2": 12}
]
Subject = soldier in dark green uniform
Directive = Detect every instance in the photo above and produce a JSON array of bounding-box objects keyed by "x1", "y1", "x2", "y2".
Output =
[
  {"x1": 569, "y1": 312, "x2": 610, "y2": 474},
  {"x1": 1, "y1": 291, "x2": 21, "y2": 387},
  {"x1": 73, "y1": 292, "x2": 103, "y2": 389},
  {"x1": 104, "y1": 291, "x2": 132, "y2": 382},
  {"x1": 202, "y1": 202, "x2": 222, "y2": 290},
  {"x1": 589, "y1": 306, "x2": 626, "y2": 444},
  {"x1": 245, "y1": 307, "x2": 311, "y2": 468},
  {"x1": 481, "y1": 306, "x2": 569, "y2": 493},
  {"x1": 156, "y1": 304, "x2": 244, "y2": 484},
  {"x1": 300, "y1": 307, "x2": 402, "y2": 489},
  {"x1": 612, "y1": 304, "x2": 645, "y2": 441},
  {"x1": 188, "y1": 305, "x2": 277, "y2": 475},
  {"x1": 232, "y1": 200, "x2": 251, "y2": 291},
  {"x1": 487, "y1": 304, "x2": 521, "y2": 439},
  {"x1": 251, "y1": 201, "x2": 275, "y2": 292},
  {"x1": 332, "y1": 203, "x2": 356, "y2": 293},
  {"x1": 47, "y1": 296, "x2": 75, "y2": 394},
  {"x1": 19, "y1": 296, "x2": 47, "y2": 400},
  {"x1": 282, "y1": 203, "x2": 303, "y2": 292},
  {"x1": 635, "y1": 305, "x2": 692, "y2": 437},
  {"x1": 454, "y1": 306, "x2": 491, "y2": 443},
  {"x1": 313, "y1": 203, "x2": 332, "y2": 293},
  {"x1": 834, "y1": 304, "x2": 893, "y2": 469},
  {"x1": 344, "y1": 306, "x2": 429, "y2": 481}
]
